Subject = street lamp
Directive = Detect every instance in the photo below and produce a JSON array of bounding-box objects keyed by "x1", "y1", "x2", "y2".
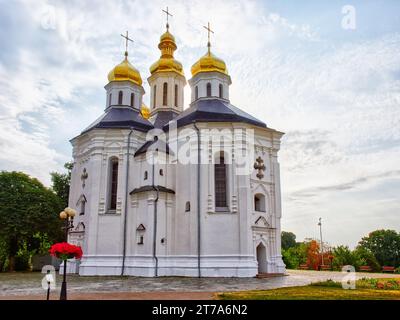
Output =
[
  {"x1": 318, "y1": 217, "x2": 324, "y2": 267},
  {"x1": 59, "y1": 207, "x2": 76, "y2": 300}
]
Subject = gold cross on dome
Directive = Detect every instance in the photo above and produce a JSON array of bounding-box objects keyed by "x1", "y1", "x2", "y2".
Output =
[
  {"x1": 120, "y1": 31, "x2": 134, "y2": 56},
  {"x1": 254, "y1": 156, "x2": 266, "y2": 180},
  {"x1": 162, "y1": 7, "x2": 173, "y2": 29},
  {"x1": 203, "y1": 22, "x2": 214, "y2": 53}
]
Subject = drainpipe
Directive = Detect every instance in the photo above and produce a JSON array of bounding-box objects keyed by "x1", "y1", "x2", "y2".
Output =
[
  {"x1": 121, "y1": 127, "x2": 134, "y2": 276},
  {"x1": 152, "y1": 141, "x2": 160, "y2": 277},
  {"x1": 193, "y1": 122, "x2": 201, "y2": 278}
]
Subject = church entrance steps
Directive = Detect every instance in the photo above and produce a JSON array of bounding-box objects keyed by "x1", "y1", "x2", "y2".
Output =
[{"x1": 256, "y1": 273, "x2": 285, "y2": 278}]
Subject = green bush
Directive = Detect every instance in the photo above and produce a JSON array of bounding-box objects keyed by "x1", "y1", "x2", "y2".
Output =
[
  {"x1": 32, "y1": 232, "x2": 52, "y2": 255},
  {"x1": 331, "y1": 245, "x2": 363, "y2": 271},
  {"x1": 354, "y1": 247, "x2": 381, "y2": 272},
  {"x1": 14, "y1": 241, "x2": 33, "y2": 271},
  {"x1": 310, "y1": 279, "x2": 342, "y2": 288},
  {"x1": 0, "y1": 237, "x2": 9, "y2": 271},
  {"x1": 282, "y1": 243, "x2": 308, "y2": 269}
]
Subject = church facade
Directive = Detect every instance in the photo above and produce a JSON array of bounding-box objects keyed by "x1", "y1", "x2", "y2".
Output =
[{"x1": 67, "y1": 22, "x2": 286, "y2": 277}]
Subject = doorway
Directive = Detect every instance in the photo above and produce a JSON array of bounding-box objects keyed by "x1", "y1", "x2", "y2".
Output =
[{"x1": 256, "y1": 243, "x2": 267, "y2": 273}]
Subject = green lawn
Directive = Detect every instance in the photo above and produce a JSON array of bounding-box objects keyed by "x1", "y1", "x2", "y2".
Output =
[{"x1": 217, "y1": 278, "x2": 400, "y2": 300}]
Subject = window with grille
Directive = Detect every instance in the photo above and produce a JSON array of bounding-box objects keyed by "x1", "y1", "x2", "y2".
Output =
[
  {"x1": 109, "y1": 158, "x2": 119, "y2": 210},
  {"x1": 163, "y1": 82, "x2": 168, "y2": 105},
  {"x1": 174, "y1": 84, "x2": 178, "y2": 107},
  {"x1": 215, "y1": 153, "x2": 227, "y2": 208},
  {"x1": 206, "y1": 83, "x2": 212, "y2": 97},
  {"x1": 153, "y1": 85, "x2": 157, "y2": 107},
  {"x1": 130, "y1": 93, "x2": 135, "y2": 107}
]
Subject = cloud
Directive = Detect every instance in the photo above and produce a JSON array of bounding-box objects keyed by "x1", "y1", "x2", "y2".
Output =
[{"x1": 289, "y1": 170, "x2": 400, "y2": 200}]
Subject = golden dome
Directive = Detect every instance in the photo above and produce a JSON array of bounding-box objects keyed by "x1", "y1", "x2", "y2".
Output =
[
  {"x1": 149, "y1": 29, "x2": 184, "y2": 77},
  {"x1": 108, "y1": 53, "x2": 143, "y2": 86},
  {"x1": 191, "y1": 50, "x2": 228, "y2": 77}
]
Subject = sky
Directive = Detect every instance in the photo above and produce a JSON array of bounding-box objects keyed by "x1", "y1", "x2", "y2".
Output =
[{"x1": 0, "y1": 0, "x2": 399, "y2": 248}]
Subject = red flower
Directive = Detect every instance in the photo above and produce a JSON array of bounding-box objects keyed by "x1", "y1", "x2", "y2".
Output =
[
  {"x1": 49, "y1": 242, "x2": 83, "y2": 260},
  {"x1": 376, "y1": 282, "x2": 385, "y2": 289}
]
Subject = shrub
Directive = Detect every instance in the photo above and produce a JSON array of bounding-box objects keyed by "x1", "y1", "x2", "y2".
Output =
[
  {"x1": 354, "y1": 247, "x2": 381, "y2": 272},
  {"x1": 282, "y1": 243, "x2": 308, "y2": 269},
  {"x1": 0, "y1": 237, "x2": 9, "y2": 272},
  {"x1": 14, "y1": 241, "x2": 33, "y2": 271},
  {"x1": 332, "y1": 245, "x2": 363, "y2": 271},
  {"x1": 310, "y1": 279, "x2": 341, "y2": 288},
  {"x1": 32, "y1": 232, "x2": 52, "y2": 256}
]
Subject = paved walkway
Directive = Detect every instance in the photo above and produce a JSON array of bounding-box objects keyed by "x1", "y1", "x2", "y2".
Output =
[{"x1": 0, "y1": 270, "x2": 398, "y2": 300}]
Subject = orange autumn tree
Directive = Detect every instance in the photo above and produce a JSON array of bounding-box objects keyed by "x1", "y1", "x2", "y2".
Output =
[{"x1": 306, "y1": 240, "x2": 320, "y2": 270}]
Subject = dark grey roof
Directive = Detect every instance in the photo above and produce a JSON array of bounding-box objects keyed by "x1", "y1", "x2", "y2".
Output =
[
  {"x1": 163, "y1": 99, "x2": 267, "y2": 130},
  {"x1": 82, "y1": 107, "x2": 154, "y2": 134},
  {"x1": 130, "y1": 185, "x2": 175, "y2": 195},
  {"x1": 152, "y1": 111, "x2": 179, "y2": 128},
  {"x1": 134, "y1": 138, "x2": 172, "y2": 157}
]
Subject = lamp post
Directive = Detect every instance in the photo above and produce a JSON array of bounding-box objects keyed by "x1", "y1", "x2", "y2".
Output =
[
  {"x1": 318, "y1": 217, "x2": 324, "y2": 267},
  {"x1": 59, "y1": 207, "x2": 76, "y2": 300}
]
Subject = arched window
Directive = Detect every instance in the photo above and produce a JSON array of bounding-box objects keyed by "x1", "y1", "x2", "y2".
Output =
[
  {"x1": 185, "y1": 201, "x2": 191, "y2": 212},
  {"x1": 215, "y1": 152, "x2": 227, "y2": 209},
  {"x1": 109, "y1": 157, "x2": 119, "y2": 211},
  {"x1": 254, "y1": 194, "x2": 266, "y2": 212},
  {"x1": 130, "y1": 93, "x2": 135, "y2": 107},
  {"x1": 195, "y1": 86, "x2": 199, "y2": 100},
  {"x1": 136, "y1": 224, "x2": 145, "y2": 244},
  {"x1": 174, "y1": 84, "x2": 178, "y2": 107},
  {"x1": 219, "y1": 84, "x2": 223, "y2": 98},
  {"x1": 118, "y1": 91, "x2": 123, "y2": 105},
  {"x1": 109, "y1": 93, "x2": 112, "y2": 106},
  {"x1": 163, "y1": 82, "x2": 168, "y2": 106},
  {"x1": 77, "y1": 194, "x2": 87, "y2": 215},
  {"x1": 206, "y1": 83, "x2": 212, "y2": 97},
  {"x1": 153, "y1": 85, "x2": 157, "y2": 108},
  {"x1": 144, "y1": 171, "x2": 148, "y2": 180}
]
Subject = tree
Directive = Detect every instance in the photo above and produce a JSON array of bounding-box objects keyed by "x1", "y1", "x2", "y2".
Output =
[
  {"x1": 358, "y1": 230, "x2": 400, "y2": 267},
  {"x1": 354, "y1": 246, "x2": 381, "y2": 272},
  {"x1": 281, "y1": 231, "x2": 297, "y2": 250},
  {"x1": 306, "y1": 240, "x2": 320, "y2": 270},
  {"x1": 282, "y1": 242, "x2": 308, "y2": 269},
  {"x1": 50, "y1": 162, "x2": 73, "y2": 208},
  {"x1": 0, "y1": 171, "x2": 64, "y2": 271},
  {"x1": 331, "y1": 245, "x2": 363, "y2": 270}
]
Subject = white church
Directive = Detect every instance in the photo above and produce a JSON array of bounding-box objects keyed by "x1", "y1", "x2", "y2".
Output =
[{"x1": 67, "y1": 18, "x2": 286, "y2": 277}]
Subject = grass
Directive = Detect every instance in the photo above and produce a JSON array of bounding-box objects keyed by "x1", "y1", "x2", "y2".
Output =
[{"x1": 216, "y1": 278, "x2": 400, "y2": 300}]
